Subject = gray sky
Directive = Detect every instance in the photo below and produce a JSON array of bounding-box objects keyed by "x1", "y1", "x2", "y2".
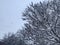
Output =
[{"x1": 0, "y1": 0, "x2": 44, "y2": 39}]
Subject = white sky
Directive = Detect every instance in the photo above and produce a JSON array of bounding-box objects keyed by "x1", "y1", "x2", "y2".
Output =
[{"x1": 0, "y1": 0, "x2": 44, "y2": 39}]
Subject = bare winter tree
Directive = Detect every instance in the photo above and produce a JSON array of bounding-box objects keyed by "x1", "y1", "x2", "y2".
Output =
[{"x1": 21, "y1": 0, "x2": 60, "y2": 45}]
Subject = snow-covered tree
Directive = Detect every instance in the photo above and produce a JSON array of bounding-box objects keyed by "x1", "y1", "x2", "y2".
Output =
[
  {"x1": 22, "y1": 0, "x2": 60, "y2": 45},
  {"x1": 1, "y1": 33, "x2": 26, "y2": 45}
]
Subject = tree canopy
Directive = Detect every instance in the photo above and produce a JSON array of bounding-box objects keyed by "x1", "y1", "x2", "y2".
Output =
[{"x1": 22, "y1": 0, "x2": 60, "y2": 45}]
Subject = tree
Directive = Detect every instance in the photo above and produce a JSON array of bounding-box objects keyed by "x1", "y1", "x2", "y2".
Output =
[
  {"x1": 1, "y1": 33, "x2": 26, "y2": 45},
  {"x1": 22, "y1": 0, "x2": 60, "y2": 45}
]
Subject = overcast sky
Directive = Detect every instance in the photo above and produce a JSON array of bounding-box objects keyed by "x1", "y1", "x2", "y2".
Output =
[{"x1": 0, "y1": 0, "x2": 45, "y2": 39}]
